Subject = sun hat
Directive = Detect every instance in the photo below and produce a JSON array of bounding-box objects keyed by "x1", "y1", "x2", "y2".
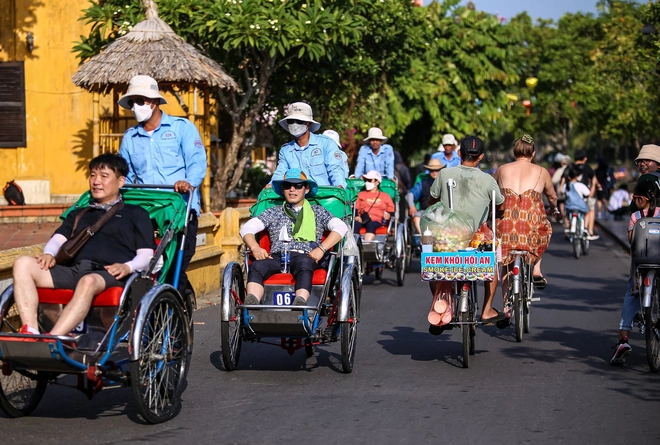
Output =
[
  {"x1": 322, "y1": 130, "x2": 342, "y2": 149},
  {"x1": 459, "y1": 135, "x2": 484, "y2": 157},
  {"x1": 278, "y1": 102, "x2": 321, "y2": 133},
  {"x1": 364, "y1": 127, "x2": 388, "y2": 143},
  {"x1": 423, "y1": 158, "x2": 445, "y2": 171},
  {"x1": 441, "y1": 134, "x2": 458, "y2": 146},
  {"x1": 635, "y1": 144, "x2": 660, "y2": 164},
  {"x1": 362, "y1": 170, "x2": 383, "y2": 183},
  {"x1": 271, "y1": 168, "x2": 318, "y2": 197},
  {"x1": 553, "y1": 153, "x2": 566, "y2": 164},
  {"x1": 118, "y1": 75, "x2": 167, "y2": 109}
]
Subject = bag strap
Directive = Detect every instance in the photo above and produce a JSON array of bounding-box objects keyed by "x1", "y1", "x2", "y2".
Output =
[
  {"x1": 72, "y1": 201, "x2": 125, "y2": 236},
  {"x1": 70, "y1": 208, "x2": 91, "y2": 235},
  {"x1": 365, "y1": 191, "x2": 381, "y2": 213}
]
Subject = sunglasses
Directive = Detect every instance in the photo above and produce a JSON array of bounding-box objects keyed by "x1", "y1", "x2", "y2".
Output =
[
  {"x1": 126, "y1": 97, "x2": 153, "y2": 108},
  {"x1": 632, "y1": 195, "x2": 649, "y2": 201},
  {"x1": 282, "y1": 182, "x2": 305, "y2": 190},
  {"x1": 636, "y1": 159, "x2": 654, "y2": 165},
  {"x1": 287, "y1": 119, "x2": 308, "y2": 125},
  {"x1": 363, "y1": 178, "x2": 378, "y2": 183}
]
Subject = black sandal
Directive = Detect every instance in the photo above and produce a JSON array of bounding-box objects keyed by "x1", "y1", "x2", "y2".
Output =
[{"x1": 533, "y1": 275, "x2": 547, "y2": 290}]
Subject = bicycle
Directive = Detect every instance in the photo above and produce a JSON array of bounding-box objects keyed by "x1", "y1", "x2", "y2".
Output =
[
  {"x1": 631, "y1": 217, "x2": 660, "y2": 372},
  {"x1": 568, "y1": 210, "x2": 590, "y2": 259},
  {"x1": 502, "y1": 250, "x2": 538, "y2": 342}
]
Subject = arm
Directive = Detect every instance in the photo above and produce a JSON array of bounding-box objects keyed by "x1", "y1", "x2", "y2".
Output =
[
  {"x1": 354, "y1": 149, "x2": 366, "y2": 178},
  {"x1": 427, "y1": 171, "x2": 443, "y2": 206},
  {"x1": 386, "y1": 149, "x2": 394, "y2": 179},
  {"x1": 325, "y1": 146, "x2": 347, "y2": 188},
  {"x1": 270, "y1": 146, "x2": 289, "y2": 182},
  {"x1": 542, "y1": 169, "x2": 558, "y2": 210},
  {"x1": 239, "y1": 217, "x2": 270, "y2": 260},
  {"x1": 180, "y1": 122, "x2": 207, "y2": 189},
  {"x1": 119, "y1": 136, "x2": 136, "y2": 184},
  {"x1": 589, "y1": 176, "x2": 599, "y2": 197},
  {"x1": 37, "y1": 233, "x2": 68, "y2": 270},
  {"x1": 308, "y1": 217, "x2": 348, "y2": 263}
]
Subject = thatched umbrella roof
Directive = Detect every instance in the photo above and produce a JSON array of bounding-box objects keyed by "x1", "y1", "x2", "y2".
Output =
[{"x1": 72, "y1": 0, "x2": 238, "y2": 93}]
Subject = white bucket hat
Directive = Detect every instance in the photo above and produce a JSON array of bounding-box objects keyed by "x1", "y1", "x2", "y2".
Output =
[
  {"x1": 364, "y1": 127, "x2": 388, "y2": 143},
  {"x1": 636, "y1": 144, "x2": 660, "y2": 164},
  {"x1": 322, "y1": 130, "x2": 342, "y2": 149},
  {"x1": 278, "y1": 102, "x2": 321, "y2": 133},
  {"x1": 362, "y1": 170, "x2": 382, "y2": 183},
  {"x1": 442, "y1": 134, "x2": 458, "y2": 146},
  {"x1": 118, "y1": 75, "x2": 167, "y2": 109}
]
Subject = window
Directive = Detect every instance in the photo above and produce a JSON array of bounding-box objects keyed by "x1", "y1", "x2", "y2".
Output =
[{"x1": 0, "y1": 62, "x2": 26, "y2": 147}]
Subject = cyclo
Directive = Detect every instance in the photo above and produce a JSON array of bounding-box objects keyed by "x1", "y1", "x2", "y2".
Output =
[
  {"x1": 0, "y1": 185, "x2": 193, "y2": 423},
  {"x1": 220, "y1": 186, "x2": 361, "y2": 373},
  {"x1": 347, "y1": 178, "x2": 412, "y2": 286},
  {"x1": 420, "y1": 180, "x2": 498, "y2": 368}
]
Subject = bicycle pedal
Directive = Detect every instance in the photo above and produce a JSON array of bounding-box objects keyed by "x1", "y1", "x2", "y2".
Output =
[{"x1": 531, "y1": 297, "x2": 541, "y2": 302}]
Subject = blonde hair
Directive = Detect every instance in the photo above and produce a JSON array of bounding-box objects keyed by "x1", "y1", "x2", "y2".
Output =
[{"x1": 513, "y1": 135, "x2": 535, "y2": 158}]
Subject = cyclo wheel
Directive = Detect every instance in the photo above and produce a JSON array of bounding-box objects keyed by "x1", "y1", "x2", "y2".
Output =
[
  {"x1": 340, "y1": 277, "x2": 358, "y2": 373},
  {"x1": 461, "y1": 311, "x2": 470, "y2": 368},
  {"x1": 131, "y1": 291, "x2": 191, "y2": 424},
  {"x1": 0, "y1": 296, "x2": 47, "y2": 418},
  {"x1": 645, "y1": 277, "x2": 660, "y2": 373},
  {"x1": 221, "y1": 266, "x2": 244, "y2": 371},
  {"x1": 396, "y1": 258, "x2": 405, "y2": 286},
  {"x1": 404, "y1": 221, "x2": 413, "y2": 272}
]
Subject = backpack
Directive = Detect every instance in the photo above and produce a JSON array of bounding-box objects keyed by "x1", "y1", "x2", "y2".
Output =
[
  {"x1": 565, "y1": 183, "x2": 588, "y2": 213},
  {"x1": 3, "y1": 180, "x2": 25, "y2": 206},
  {"x1": 605, "y1": 167, "x2": 616, "y2": 191}
]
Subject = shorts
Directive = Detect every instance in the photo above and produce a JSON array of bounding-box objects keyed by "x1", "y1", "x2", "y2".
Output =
[
  {"x1": 587, "y1": 197, "x2": 597, "y2": 211},
  {"x1": 50, "y1": 259, "x2": 123, "y2": 290}
]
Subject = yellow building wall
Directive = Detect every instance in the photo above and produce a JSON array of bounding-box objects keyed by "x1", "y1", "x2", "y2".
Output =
[{"x1": 0, "y1": 0, "x2": 95, "y2": 197}]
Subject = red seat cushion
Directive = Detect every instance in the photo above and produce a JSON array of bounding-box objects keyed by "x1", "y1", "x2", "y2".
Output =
[
  {"x1": 37, "y1": 287, "x2": 123, "y2": 307},
  {"x1": 264, "y1": 269, "x2": 328, "y2": 285},
  {"x1": 359, "y1": 226, "x2": 389, "y2": 235}
]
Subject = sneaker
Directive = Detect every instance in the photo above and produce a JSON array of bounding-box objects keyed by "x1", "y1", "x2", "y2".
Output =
[
  {"x1": 243, "y1": 294, "x2": 260, "y2": 306},
  {"x1": 293, "y1": 296, "x2": 307, "y2": 306},
  {"x1": 19, "y1": 325, "x2": 39, "y2": 335},
  {"x1": 610, "y1": 337, "x2": 632, "y2": 365},
  {"x1": 586, "y1": 233, "x2": 600, "y2": 241}
]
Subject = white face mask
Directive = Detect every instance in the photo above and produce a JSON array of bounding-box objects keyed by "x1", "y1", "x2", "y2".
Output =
[
  {"x1": 288, "y1": 122, "x2": 308, "y2": 138},
  {"x1": 365, "y1": 182, "x2": 376, "y2": 191},
  {"x1": 132, "y1": 103, "x2": 154, "y2": 123}
]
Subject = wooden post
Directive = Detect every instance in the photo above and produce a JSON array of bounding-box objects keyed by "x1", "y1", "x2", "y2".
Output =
[{"x1": 92, "y1": 92, "x2": 100, "y2": 157}]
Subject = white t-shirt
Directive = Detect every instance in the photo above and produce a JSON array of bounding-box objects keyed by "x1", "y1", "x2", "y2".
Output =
[
  {"x1": 608, "y1": 189, "x2": 630, "y2": 211},
  {"x1": 563, "y1": 181, "x2": 590, "y2": 198}
]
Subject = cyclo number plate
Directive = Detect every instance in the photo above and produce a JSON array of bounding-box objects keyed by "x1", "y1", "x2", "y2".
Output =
[
  {"x1": 72, "y1": 320, "x2": 88, "y2": 334},
  {"x1": 273, "y1": 291, "x2": 294, "y2": 306},
  {"x1": 421, "y1": 252, "x2": 496, "y2": 282}
]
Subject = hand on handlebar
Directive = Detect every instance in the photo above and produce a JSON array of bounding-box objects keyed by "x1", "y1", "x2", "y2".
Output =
[
  {"x1": 409, "y1": 206, "x2": 417, "y2": 217},
  {"x1": 383, "y1": 211, "x2": 391, "y2": 221},
  {"x1": 251, "y1": 246, "x2": 272, "y2": 261},
  {"x1": 174, "y1": 180, "x2": 193, "y2": 193}
]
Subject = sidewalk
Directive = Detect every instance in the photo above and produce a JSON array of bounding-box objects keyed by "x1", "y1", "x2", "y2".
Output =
[
  {"x1": 0, "y1": 222, "x2": 58, "y2": 251},
  {"x1": 595, "y1": 217, "x2": 629, "y2": 253}
]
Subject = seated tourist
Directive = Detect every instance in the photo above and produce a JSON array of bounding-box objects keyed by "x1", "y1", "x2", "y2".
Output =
[
  {"x1": 354, "y1": 170, "x2": 395, "y2": 242},
  {"x1": 239, "y1": 169, "x2": 348, "y2": 306},
  {"x1": 12, "y1": 154, "x2": 155, "y2": 337}
]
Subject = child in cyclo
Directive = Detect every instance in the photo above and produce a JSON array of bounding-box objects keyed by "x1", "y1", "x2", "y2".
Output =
[
  {"x1": 610, "y1": 181, "x2": 659, "y2": 365},
  {"x1": 239, "y1": 168, "x2": 348, "y2": 306},
  {"x1": 427, "y1": 136, "x2": 505, "y2": 334},
  {"x1": 563, "y1": 166, "x2": 590, "y2": 235}
]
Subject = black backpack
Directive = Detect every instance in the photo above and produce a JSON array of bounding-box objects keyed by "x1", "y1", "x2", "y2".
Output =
[{"x1": 3, "y1": 180, "x2": 25, "y2": 205}]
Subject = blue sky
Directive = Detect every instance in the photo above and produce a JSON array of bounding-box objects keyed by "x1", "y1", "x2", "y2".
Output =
[{"x1": 423, "y1": 0, "x2": 600, "y2": 21}]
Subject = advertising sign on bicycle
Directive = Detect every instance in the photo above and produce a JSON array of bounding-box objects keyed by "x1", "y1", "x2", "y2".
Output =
[{"x1": 421, "y1": 251, "x2": 496, "y2": 282}]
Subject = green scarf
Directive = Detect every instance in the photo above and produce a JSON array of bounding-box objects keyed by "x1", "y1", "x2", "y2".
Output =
[{"x1": 283, "y1": 199, "x2": 316, "y2": 242}]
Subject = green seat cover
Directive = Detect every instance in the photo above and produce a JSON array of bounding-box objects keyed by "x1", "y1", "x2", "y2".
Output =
[
  {"x1": 250, "y1": 186, "x2": 353, "y2": 219},
  {"x1": 61, "y1": 189, "x2": 188, "y2": 281}
]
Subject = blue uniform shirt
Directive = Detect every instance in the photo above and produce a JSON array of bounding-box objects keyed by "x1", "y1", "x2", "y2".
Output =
[
  {"x1": 119, "y1": 112, "x2": 207, "y2": 214},
  {"x1": 354, "y1": 144, "x2": 395, "y2": 179},
  {"x1": 271, "y1": 133, "x2": 347, "y2": 188},
  {"x1": 431, "y1": 150, "x2": 461, "y2": 168}
]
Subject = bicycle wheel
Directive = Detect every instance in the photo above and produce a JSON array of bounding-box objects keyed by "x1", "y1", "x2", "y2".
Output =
[
  {"x1": 523, "y1": 264, "x2": 531, "y2": 334},
  {"x1": 469, "y1": 285, "x2": 476, "y2": 356},
  {"x1": 461, "y1": 311, "x2": 470, "y2": 368},
  {"x1": 221, "y1": 266, "x2": 244, "y2": 371},
  {"x1": 573, "y1": 234, "x2": 581, "y2": 259},
  {"x1": 645, "y1": 279, "x2": 660, "y2": 373},
  {"x1": 514, "y1": 288, "x2": 523, "y2": 342},
  {"x1": 130, "y1": 291, "x2": 190, "y2": 424},
  {"x1": 581, "y1": 232, "x2": 590, "y2": 256},
  {"x1": 340, "y1": 278, "x2": 358, "y2": 373},
  {"x1": 396, "y1": 258, "x2": 405, "y2": 286},
  {"x1": 0, "y1": 296, "x2": 47, "y2": 418}
]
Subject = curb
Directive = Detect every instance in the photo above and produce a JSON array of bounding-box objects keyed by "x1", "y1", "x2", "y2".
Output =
[{"x1": 595, "y1": 221, "x2": 630, "y2": 254}]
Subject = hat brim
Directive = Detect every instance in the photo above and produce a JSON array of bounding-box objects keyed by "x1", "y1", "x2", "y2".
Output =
[
  {"x1": 118, "y1": 91, "x2": 167, "y2": 109},
  {"x1": 278, "y1": 117, "x2": 321, "y2": 134},
  {"x1": 361, "y1": 174, "x2": 382, "y2": 182},
  {"x1": 423, "y1": 164, "x2": 445, "y2": 171},
  {"x1": 272, "y1": 179, "x2": 318, "y2": 197},
  {"x1": 365, "y1": 136, "x2": 388, "y2": 143}
]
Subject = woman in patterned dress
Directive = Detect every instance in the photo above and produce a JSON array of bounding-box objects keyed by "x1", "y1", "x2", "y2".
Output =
[{"x1": 494, "y1": 135, "x2": 558, "y2": 296}]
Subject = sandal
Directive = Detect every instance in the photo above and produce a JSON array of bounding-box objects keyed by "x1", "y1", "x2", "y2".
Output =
[
  {"x1": 480, "y1": 308, "x2": 506, "y2": 325},
  {"x1": 533, "y1": 275, "x2": 547, "y2": 290}
]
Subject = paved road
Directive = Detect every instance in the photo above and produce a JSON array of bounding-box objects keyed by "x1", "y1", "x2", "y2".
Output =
[{"x1": 2, "y1": 224, "x2": 660, "y2": 444}]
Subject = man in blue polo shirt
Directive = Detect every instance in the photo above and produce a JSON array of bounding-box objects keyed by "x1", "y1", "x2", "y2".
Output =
[
  {"x1": 354, "y1": 127, "x2": 395, "y2": 179},
  {"x1": 431, "y1": 133, "x2": 461, "y2": 168},
  {"x1": 118, "y1": 75, "x2": 206, "y2": 304},
  {"x1": 271, "y1": 102, "x2": 346, "y2": 188}
]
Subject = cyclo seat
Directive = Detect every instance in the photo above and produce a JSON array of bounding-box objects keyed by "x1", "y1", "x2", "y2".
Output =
[
  {"x1": 36, "y1": 287, "x2": 123, "y2": 307},
  {"x1": 358, "y1": 226, "x2": 389, "y2": 236}
]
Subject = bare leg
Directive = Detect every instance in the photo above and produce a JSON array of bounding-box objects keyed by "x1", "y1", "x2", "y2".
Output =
[
  {"x1": 481, "y1": 276, "x2": 499, "y2": 319},
  {"x1": 500, "y1": 264, "x2": 511, "y2": 315},
  {"x1": 619, "y1": 329, "x2": 630, "y2": 340},
  {"x1": 533, "y1": 257, "x2": 543, "y2": 277},
  {"x1": 50, "y1": 274, "x2": 105, "y2": 336},
  {"x1": 295, "y1": 289, "x2": 310, "y2": 301},
  {"x1": 413, "y1": 216, "x2": 421, "y2": 235},
  {"x1": 12, "y1": 256, "x2": 56, "y2": 331},
  {"x1": 246, "y1": 282, "x2": 265, "y2": 301},
  {"x1": 364, "y1": 233, "x2": 375, "y2": 241},
  {"x1": 586, "y1": 209, "x2": 596, "y2": 235}
]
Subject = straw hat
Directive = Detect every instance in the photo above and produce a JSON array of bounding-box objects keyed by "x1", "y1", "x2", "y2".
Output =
[{"x1": 423, "y1": 158, "x2": 445, "y2": 171}]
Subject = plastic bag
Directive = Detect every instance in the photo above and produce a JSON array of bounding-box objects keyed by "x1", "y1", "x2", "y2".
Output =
[
  {"x1": 342, "y1": 228, "x2": 360, "y2": 257},
  {"x1": 428, "y1": 282, "x2": 453, "y2": 326},
  {"x1": 419, "y1": 202, "x2": 475, "y2": 252}
]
